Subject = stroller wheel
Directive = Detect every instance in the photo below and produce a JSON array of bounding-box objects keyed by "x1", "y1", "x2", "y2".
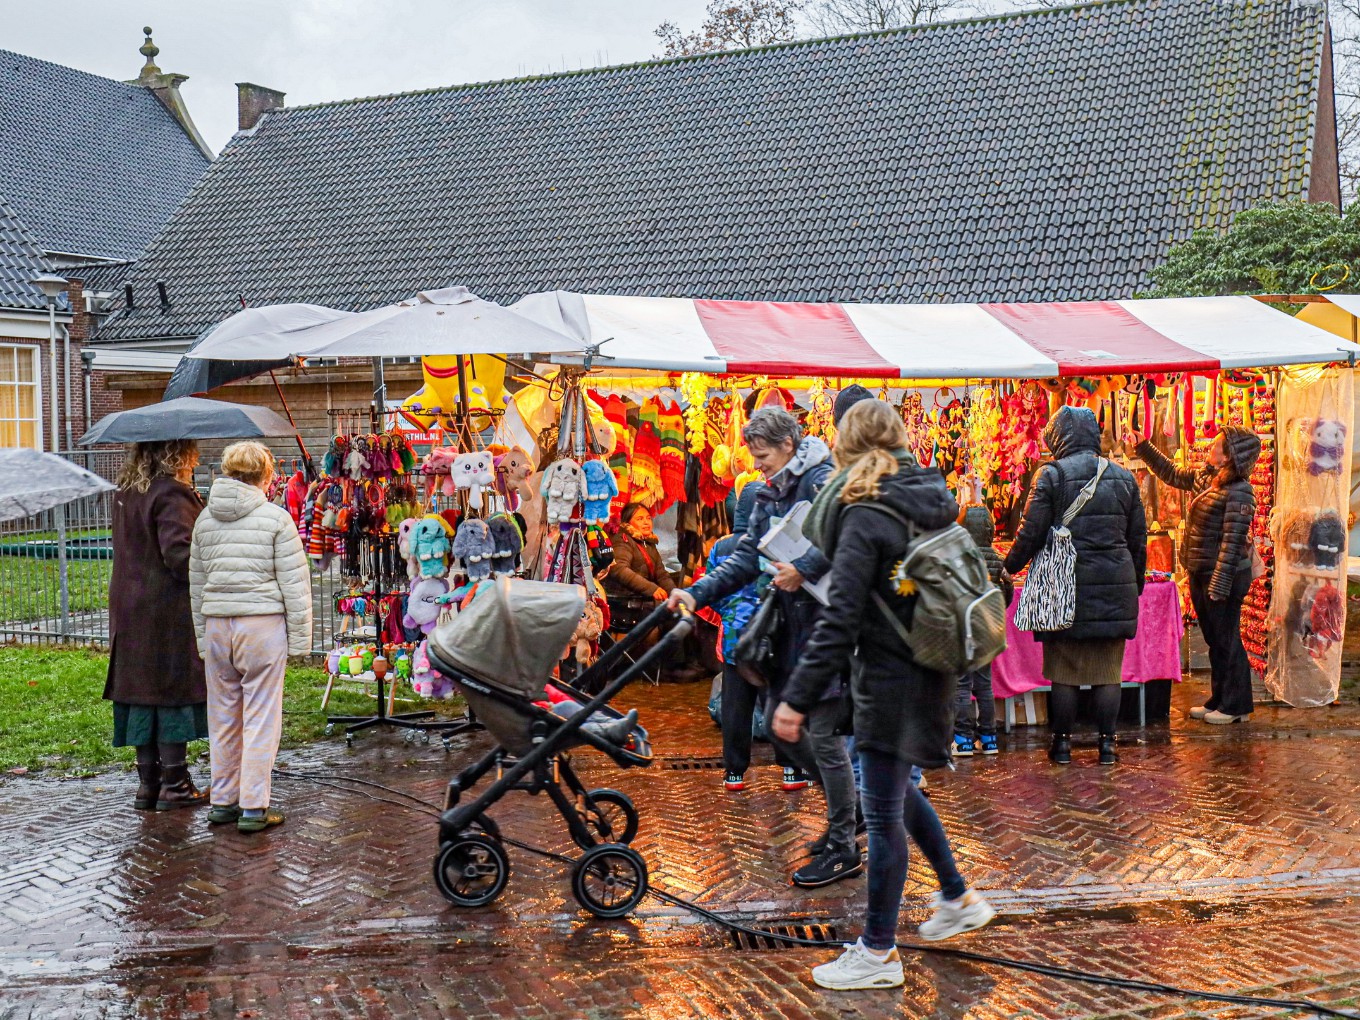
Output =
[
  {"x1": 574, "y1": 789, "x2": 639, "y2": 848},
  {"x1": 433, "y1": 834, "x2": 510, "y2": 908},
  {"x1": 571, "y1": 843, "x2": 648, "y2": 919}
]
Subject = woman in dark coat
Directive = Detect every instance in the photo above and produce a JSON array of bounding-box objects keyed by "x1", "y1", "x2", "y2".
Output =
[
  {"x1": 603, "y1": 503, "x2": 675, "y2": 602},
  {"x1": 1004, "y1": 406, "x2": 1147, "y2": 765},
  {"x1": 105, "y1": 439, "x2": 209, "y2": 812},
  {"x1": 1131, "y1": 426, "x2": 1260, "y2": 724},
  {"x1": 773, "y1": 400, "x2": 994, "y2": 991}
]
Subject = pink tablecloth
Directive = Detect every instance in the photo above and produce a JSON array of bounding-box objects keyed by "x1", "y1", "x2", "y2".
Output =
[{"x1": 991, "y1": 580, "x2": 1183, "y2": 699}]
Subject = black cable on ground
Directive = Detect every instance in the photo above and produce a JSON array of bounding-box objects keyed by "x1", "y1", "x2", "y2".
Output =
[{"x1": 273, "y1": 769, "x2": 1355, "y2": 1019}]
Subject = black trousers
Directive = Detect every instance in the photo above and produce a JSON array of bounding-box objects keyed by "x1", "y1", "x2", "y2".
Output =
[
  {"x1": 720, "y1": 663, "x2": 792, "y2": 774},
  {"x1": 1188, "y1": 569, "x2": 1254, "y2": 718}
]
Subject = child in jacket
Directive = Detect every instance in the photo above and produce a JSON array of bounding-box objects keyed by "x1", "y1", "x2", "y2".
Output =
[{"x1": 955, "y1": 506, "x2": 1013, "y2": 756}]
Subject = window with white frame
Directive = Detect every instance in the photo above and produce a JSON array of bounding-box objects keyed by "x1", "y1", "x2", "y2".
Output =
[{"x1": 0, "y1": 344, "x2": 41, "y2": 449}]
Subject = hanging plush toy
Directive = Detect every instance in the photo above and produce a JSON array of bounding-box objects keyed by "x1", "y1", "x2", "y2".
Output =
[
  {"x1": 494, "y1": 447, "x2": 534, "y2": 509},
  {"x1": 1309, "y1": 510, "x2": 1347, "y2": 571},
  {"x1": 580, "y1": 459, "x2": 619, "y2": 523},
  {"x1": 422, "y1": 447, "x2": 459, "y2": 497},
  {"x1": 410, "y1": 516, "x2": 452, "y2": 578},
  {"x1": 397, "y1": 517, "x2": 420, "y2": 579},
  {"x1": 345, "y1": 437, "x2": 370, "y2": 480},
  {"x1": 485, "y1": 514, "x2": 524, "y2": 575},
  {"x1": 566, "y1": 599, "x2": 605, "y2": 666},
  {"x1": 404, "y1": 576, "x2": 449, "y2": 635},
  {"x1": 542, "y1": 458, "x2": 585, "y2": 524},
  {"x1": 452, "y1": 450, "x2": 495, "y2": 504},
  {"x1": 1308, "y1": 419, "x2": 1347, "y2": 476},
  {"x1": 452, "y1": 518, "x2": 496, "y2": 580},
  {"x1": 411, "y1": 639, "x2": 455, "y2": 700}
]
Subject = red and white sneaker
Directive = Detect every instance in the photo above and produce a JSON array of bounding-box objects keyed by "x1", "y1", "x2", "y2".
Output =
[
  {"x1": 782, "y1": 767, "x2": 810, "y2": 792},
  {"x1": 723, "y1": 771, "x2": 746, "y2": 791}
]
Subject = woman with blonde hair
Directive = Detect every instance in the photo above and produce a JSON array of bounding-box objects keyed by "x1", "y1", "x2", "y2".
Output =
[
  {"x1": 775, "y1": 399, "x2": 994, "y2": 990},
  {"x1": 190, "y1": 441, "x2": 312, "y2": 834},
  {"x1": 105, "y1": 439, "x2": 210, "y2": 811}
]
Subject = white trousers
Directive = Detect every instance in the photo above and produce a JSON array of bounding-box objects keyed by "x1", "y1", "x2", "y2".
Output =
[{"x1": 204, "y1": 614, "x2": 287, "y2": 810}]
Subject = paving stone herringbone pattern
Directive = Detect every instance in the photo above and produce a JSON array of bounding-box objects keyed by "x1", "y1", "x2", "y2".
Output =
[{"x1": 2, "y1": 677, "x2": 1358, "y2": 1019}]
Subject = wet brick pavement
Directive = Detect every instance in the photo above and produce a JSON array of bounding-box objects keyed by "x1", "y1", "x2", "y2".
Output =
[{"x1": 2, "y1": 676, "x2": 1358, "y2": 1019}]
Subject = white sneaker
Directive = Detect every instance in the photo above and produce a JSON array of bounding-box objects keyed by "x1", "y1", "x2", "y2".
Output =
[
  {"x1": 1189, "y1": 705, "x2": 1209, "y2": 720},
  {"x1": 1203, "y1": 710, "x2": 1247, "y2": 725},
  {"x1": 918, "y1": 890, "x2": 996, "y2": 941},
  {"x1": 811, "y1": 938, "x2": 904, "y2": 990}
]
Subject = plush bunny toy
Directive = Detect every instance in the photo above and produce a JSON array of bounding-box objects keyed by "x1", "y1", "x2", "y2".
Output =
[
  {"x1": 541, "y1": 458, "x2": 584, "y2": 524},
  {"x1": 453, "y1": 451, "x2": 496, "y2": 504},
  {"x1": 494, "y1": 447, "x2": 535, "y2": 510},
  {"x1": 398, "y1": 517, "x2": 421, "y2": 579},
  {"x1": 580, "y1": 459, "x2": 619, "y2": 524},
  {"x1": 422, "y1": 447, "x2": 460, "y2": 497},
  {"x1": 403, "y1": 576, "x2": 449, "y2": 634},
  {"x1": 485, "y1": 514, "x2": 524, "y2": 575},
  {"x1": 452, "y1": 518, "x2": 496, "y2": 580},
  {"x1": 410, "y1": 516, "x2": 451, "y2": 578}
]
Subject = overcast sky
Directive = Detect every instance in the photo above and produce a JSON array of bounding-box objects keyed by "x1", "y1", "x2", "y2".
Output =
[{"x1": 4, "y1": 0, "x2": 716, "y2": 152}]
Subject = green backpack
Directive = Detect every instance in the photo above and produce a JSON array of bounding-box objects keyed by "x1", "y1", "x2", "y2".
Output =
[{"x1": 860, "y1": 505, "x2": 1007, "y2": 676}]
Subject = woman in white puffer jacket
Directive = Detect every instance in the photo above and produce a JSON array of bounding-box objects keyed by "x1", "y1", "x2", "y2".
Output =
[{"x1": 190, "y1": 441, "x2": 312, "y2": 834}]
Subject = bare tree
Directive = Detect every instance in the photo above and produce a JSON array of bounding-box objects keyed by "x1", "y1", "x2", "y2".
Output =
[
  {"x1": 804, "y1": 0, "x2": 971, "y2": 33},
  {"x1": 655, "y1": 0, "x2": 806, "y2": 57},
  {"x1": 1328, "y1": 0, "x2": 1360, "y2": 203}
]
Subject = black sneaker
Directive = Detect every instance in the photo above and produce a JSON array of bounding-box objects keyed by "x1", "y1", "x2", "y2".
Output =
[
  {"x1": 807, "y1": 827, "x2": 831, "y2": 857},
  {"x1": 782, "y1": 767, "x2": 810, "y2": 792},
  {"x1": 723, "y1": 771, "x2": 746, "y2": 791},
  {"x1": 792, "y1": 849, "x2": 864, "y2": 888}
]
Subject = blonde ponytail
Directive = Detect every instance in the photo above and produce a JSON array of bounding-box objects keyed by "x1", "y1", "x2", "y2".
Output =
[{"x1": 833, "y1": 400, "x2": 910, "y2": 503}]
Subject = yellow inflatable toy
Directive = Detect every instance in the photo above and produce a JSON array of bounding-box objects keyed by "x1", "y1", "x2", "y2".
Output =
[{"x1": 399, "y1": 354, "x2": 506, "y2": 429}]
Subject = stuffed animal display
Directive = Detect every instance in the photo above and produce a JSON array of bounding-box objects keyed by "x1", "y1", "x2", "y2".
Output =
[
  {"x1": 541, "y1": 458, "x2": 585, "y2": 524},
  {"x1": 453, "y1": 450, "x2": 495, "y2": 504},
  {"x1": 494, "y1": 447, "x2": 534, "y2": 510},
  {"x1": 404, "y1": 576, "x2": 449, "y2": 634},
  {"x1": 485, "y1": 514, "x2": 524, "y2": 575},
  {"x1": 411, "y1": 639, "x2": 455, "y2": 699},
  {"x1": 452, "y1": 518, "x2": 495, "y2": 580},
  {"x1": 581, "y1": 458, "x2": 619, "y2": 523},
  {"x1": 410, "y1": 516, "x2": 452, "y2": 578},
  {"x1": 1308, "y1": 419, "x2": 1347, "y2": 476},
  {"x1": 422, "y1": 447, "x2": 459, "y2": 497}
]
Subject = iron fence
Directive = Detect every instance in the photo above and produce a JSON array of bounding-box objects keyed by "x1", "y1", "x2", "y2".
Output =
[{"x1": 0, "y1": 451, "x2": 337, "y2": 654}]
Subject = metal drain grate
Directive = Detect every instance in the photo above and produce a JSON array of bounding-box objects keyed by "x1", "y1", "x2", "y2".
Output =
[
  {"x1": 661, "y1": 757, "x2": 726, "y2": 770},
  {"x1": 730, "y1": 922, "x2": 840, "y2": 951}
]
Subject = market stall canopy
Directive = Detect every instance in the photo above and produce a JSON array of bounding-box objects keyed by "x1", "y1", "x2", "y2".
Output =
[
  {"x1": 514, "y1": 292, "x2": 1360, "y2": 378},
  {"x1": 0, "y1": 449, "x2": 115, "y2": 522},
  {"x1": 79, "y1": 397, "x2": 296, "y2": 446},
  {"x1": 163, "y1": 303, "x2": 351, "y2": 398},
  {"x1": 186, "y1": 287, "x2": 585, "y2": 361}
]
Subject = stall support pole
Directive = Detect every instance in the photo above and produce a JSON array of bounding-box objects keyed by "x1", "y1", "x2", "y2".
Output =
[{"x1": 372, "y1": 356, "x2": 386, "y2": 432}]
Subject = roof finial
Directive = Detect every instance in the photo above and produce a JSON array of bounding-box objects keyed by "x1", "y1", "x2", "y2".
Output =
[{"x1": 139, "y1": 27, "x2": 161, "y2": 77}]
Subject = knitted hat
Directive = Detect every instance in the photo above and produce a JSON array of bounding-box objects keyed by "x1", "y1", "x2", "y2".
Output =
[{"x1": 833, "y1": 384, "x2": 874, "y2": 426}]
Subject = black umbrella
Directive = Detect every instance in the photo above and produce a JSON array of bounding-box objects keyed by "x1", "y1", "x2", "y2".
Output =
[
  {"x1": 78, "y1": 397, "x2": 296, "y2": 446},
  {"x1": 161, "y1": 351, "x2": 292, "y2": 400}
]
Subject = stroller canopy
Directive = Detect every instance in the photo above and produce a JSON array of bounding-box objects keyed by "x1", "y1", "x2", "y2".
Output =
[{"x1": 429, "y1": 578, "x2": 585, "y2": 698}]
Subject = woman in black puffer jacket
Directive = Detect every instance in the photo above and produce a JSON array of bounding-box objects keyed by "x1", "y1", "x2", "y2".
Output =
[
  {"x1": 1004, "y1": 406, "x2": 1147, "y2": 766},
  {"x1": 1132, "y1": 426, "x2": 1260, "y2": 725}
]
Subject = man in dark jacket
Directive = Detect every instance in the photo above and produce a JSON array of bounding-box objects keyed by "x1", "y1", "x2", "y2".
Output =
[
  {"x1": 1004, "y1": 406, "x2": 1147, "y2": 764},
  {"x1": 669, "y1": 407, "x2": 854, "y2": 887}
]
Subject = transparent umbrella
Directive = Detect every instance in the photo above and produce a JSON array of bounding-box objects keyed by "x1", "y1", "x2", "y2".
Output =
[{"x1": 0, "y1": 448, "x2": 115, "y2": 523}]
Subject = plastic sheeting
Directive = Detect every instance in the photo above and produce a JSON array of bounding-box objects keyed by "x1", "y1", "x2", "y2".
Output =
[
  {"x1": 428, "y1": 577, "x2": 584, "y2": 698},
  {"x1": 1266, "y1": 366, "x2": 1355, "y2": 708}
]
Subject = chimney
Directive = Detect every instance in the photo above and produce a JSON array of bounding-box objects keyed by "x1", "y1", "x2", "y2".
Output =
[
  {"x1": 236, "y1": 82, "x2": 286, "y2": 132},
  {"x1": 129, "y1": 27, "x2": 215, "y2": 159}
]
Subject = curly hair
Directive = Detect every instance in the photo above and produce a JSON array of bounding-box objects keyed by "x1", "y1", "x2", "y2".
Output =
[
  {"x1": 116, "y1": 439, "x2": 199, "y2": 493},
  {"x1": 835, "y1": 400, "x2": 909, "y2": 504}
]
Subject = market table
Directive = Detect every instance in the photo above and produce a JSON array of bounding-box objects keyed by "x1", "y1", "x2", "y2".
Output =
[{"x1": 992, "y1": 580, "x2": 1184, "y2": 730}]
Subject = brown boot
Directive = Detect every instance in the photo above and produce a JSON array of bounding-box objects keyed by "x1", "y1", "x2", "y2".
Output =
[
  {"x1": 134, "y1": 762, "x2": 161, "y2": 811},
  {"x1": 156, "y1": 762, "x2": 208, "y2": 811}
]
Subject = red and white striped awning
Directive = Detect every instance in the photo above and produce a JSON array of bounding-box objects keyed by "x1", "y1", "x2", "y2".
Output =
[{"x1": 513, "y1": 291, "x2": 1360, "y2": 379}]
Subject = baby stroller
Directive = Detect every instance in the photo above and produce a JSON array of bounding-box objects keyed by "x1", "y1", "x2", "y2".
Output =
[{"x1": 426, "y1": 577, "x2": 691, "y2": 918}]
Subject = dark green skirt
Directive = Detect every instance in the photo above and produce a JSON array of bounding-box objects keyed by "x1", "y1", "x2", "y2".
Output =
[{"x1": 112, "y1": 702, "x2": 209, "y2": 747}]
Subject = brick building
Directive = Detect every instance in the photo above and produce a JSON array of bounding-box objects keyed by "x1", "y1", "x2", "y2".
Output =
[
  {"x1": 0, "y1": 30, "x2": 212, "y2": 451},
  {"x1": 92, "y1": 0, "x2": 1340, "y2": 459}
]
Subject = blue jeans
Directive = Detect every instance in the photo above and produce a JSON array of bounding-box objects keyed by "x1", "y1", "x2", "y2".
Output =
[
  {"x1": 859, "y1": 748, "x2": 967, "y2": 951},
  {"x1": 848, "y1": 738, "x2": 921, "y2": 790}
]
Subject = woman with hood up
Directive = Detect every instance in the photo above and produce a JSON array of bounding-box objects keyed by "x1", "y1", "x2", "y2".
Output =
[
  {"x1": 772, "y1": 400, "x2": 995, "y2": 991},
  {"x1": 668, "y1": 407, "x2": 857, "y2": 889},
  {"x1": 1129, "y1": 425, "x2": 1261, "y2": 724},
  {"x1": 1005, "y1": 406, "x2": 1147, "y2": 766}
]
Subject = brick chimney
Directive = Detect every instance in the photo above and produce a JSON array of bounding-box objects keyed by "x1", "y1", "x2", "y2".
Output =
[
  {"x1": 128, "y1": 27, "x2": 215, "y2": 159},
  {"x1": 236, "y1": 83, "x2": 286, "y2": 132}
]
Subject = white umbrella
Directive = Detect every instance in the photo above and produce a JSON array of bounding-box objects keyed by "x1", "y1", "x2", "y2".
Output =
[
  {"x1": 0, "y1": 449, "x2": 115, "y2": 523},
  {"x1": 185, "y1": 287, "x2": 585, "y2": 360}
]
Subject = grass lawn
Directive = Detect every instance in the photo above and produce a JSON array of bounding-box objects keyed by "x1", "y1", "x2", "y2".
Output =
[{"x1": 0, "y1": 645, "x2": 462, "y2": 776}]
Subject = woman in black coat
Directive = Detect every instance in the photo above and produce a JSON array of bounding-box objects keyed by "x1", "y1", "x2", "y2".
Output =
[
  {"x1": 1132, "y1": 426, "x2": 1260, "y2": 724},
  {"x1": 105, "y1": 439, "x2": 210, "y2": 812},
  {"x1": 772, "y1": 401, "x2": 994, "y2": 992},
  {"x1": 1004, "y1": 406, "x2": 1147, "y2": 766}
]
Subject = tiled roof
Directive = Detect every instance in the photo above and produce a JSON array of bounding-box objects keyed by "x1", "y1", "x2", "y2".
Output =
[
  {"x1": 98, "y1": 0, "x2": 1328, "y2": 343},
  {"x1": 0, "y1": 199, "x2": 55, "y2": 312},
  {"x1": 0, "y1": 48, "x2": 212, "y2": 261}
]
